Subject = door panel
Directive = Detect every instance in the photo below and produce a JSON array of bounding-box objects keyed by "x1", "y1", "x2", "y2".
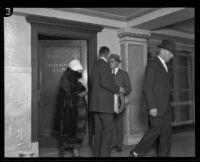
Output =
[
  {"x1": 38, "y1": 40, "x2": 88, "y2": 148},
  {"x1": 41, "y1": 46, "x2": 81, "y2": 98}
]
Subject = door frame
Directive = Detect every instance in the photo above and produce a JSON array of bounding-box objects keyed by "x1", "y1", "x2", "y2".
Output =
[{"x1": 26, "y1": 15, "x2": 103, "y2": 145}]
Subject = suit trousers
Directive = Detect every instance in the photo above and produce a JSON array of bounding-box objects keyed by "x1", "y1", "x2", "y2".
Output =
[
  {"x1": 112, "y1": 112, "x2": 124, "y2": 147},
  {"x1": 134, "y1": 111, "x2": 172, "y2": 157},
  {"x1": 93, "y1": 112, "x2": 114, "y2": 157}
]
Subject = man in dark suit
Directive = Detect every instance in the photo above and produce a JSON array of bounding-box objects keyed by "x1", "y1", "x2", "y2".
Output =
[
  {"x1": 89, "y1": 46, "x2": 126, "y2": 157},
  {"x1": 109, "y1": 54, "x2": 132, "y2": 152},
  {"x1": 130, "y1": 39, "x2": 176, "y2": 157}
]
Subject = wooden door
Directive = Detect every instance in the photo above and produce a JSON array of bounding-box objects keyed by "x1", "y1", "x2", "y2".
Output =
[{"x1": 38, "y1": 40, "x2": 88, "y2": 148}]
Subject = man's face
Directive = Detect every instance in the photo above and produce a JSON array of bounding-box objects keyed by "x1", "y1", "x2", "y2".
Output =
[
  {"x1": 105, "y1": 52, "x2": 110, "y2": 61},
  {"x1": 101, "y1": 51, "x2": 110, "y2": 61},
  {"x1": 165, "y1": 50, "x2": 173, "y2": 62},
  {"x1": 109, "y1": 58, "x2": 119, "y2": 69},
  {"x1": 162, "y1": 49, "x2": 173, "y2": 62}
]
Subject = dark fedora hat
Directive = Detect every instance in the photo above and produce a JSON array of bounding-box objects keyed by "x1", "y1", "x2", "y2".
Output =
[
  {"x1": 157, "y1": 39, "x2": 176, "y2": 54},
  {"x1": 109, "y1": 54, "x2": 121, "y2": 63}
]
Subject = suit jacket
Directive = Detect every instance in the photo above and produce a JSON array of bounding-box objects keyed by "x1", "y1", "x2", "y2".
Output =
[
  {"x1": 113, "y1": 69, "x2": 132, "y2": 96},
  {"x1": 89, "y1": 58, "x2": 120, "y2": 113},
  {"x1": 144, "y1": 56, "x2": 170, "y2": 116}
]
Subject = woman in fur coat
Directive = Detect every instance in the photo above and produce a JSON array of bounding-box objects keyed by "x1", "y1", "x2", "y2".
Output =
[{"x1": 58, "y1": 59, "x2": 87, "y2": 157}]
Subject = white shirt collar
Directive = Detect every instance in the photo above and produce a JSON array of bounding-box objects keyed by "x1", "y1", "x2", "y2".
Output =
[
  {"x1": 99, "y1": 57, "x2": 108, "y2": 62},
  {"x1": 112, "y1": 67, "x2": 119, "y2": 74},
  {"x1": 157, "y1": 55, "x2": 165, "y2": 64},
  {"x1": 157, "y1": 56, "x2": 168, "y2": 72}
]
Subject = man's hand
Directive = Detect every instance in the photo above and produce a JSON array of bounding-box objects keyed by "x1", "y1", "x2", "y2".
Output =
[
  {"x1": 119, "y1": 87, "x2": 126, "y2": 94},
  {"x1": 118, "y1": 107, "x2": 124, "y2": 113},
  {"x1": 78, "y1": 91, "x2": 87, "y2": 97},
  {"x1": 149, "y1": 108, "x2": 157, "y2": 117}
]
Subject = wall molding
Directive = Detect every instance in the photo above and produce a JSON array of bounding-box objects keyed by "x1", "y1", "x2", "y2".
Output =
[
  {"x1": 148, "y1": 38, "x2": 194, "y2": 49},
  {"x1": 152, "y1": 29, "x2": 194, "y2": 40},
  {"x1": 26, "y1": 15, "x2": 103, "y2": 33},
  {"x1": 53, "y1": 8, "x2": 159, "y2": 22},
  {"x1": 118, "y1": 28, "x2": 151, "y2": 39},
  {"x1": 4, "y1": 142, "x2": 38, "y2": 157},
  {"x1": 14, "y1": 8, "x2": 126, "y2": 29}
]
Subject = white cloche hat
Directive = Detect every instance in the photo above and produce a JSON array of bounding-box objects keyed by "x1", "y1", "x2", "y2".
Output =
[{"x1": 68, "y1": 59, "x2": 83, "y2": 71}]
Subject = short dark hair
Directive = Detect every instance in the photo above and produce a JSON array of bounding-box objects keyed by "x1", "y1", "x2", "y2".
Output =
[{"x1": 99, "y1": 46, "x2": 110, "y2": 57}]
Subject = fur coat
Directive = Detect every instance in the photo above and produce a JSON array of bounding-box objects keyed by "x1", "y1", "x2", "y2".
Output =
[{"x1": 58, "y1": 68, "x2": 87, "y2": 146}]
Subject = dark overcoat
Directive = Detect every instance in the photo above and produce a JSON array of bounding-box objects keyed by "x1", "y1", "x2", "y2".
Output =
[
  {"x1": 89, "y1": 58, "x2": 119, "y2": 113},
  {"x1": 114, "y1": 69, "x2": 132, "y2": 96},
  {"x1": 144, "y1": 56, "x2": 171, "y2": 116}
]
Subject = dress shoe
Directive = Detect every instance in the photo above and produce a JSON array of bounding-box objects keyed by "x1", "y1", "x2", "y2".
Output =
[
  {"x1": 59, "y1": 147, "x2": 65, "y2": 157},
  {"x1": 116, "y1": 146, "x2": 122, "y2": 152},
  {"x1": 130, "y1": 150, "x2": 139, "y2": 157},
  {"x1": 72, "y1": 149, "x2": 79, "y2": 157},
  {"x1": 59, "y1": 151, "x2": 64, "y2": 157}
]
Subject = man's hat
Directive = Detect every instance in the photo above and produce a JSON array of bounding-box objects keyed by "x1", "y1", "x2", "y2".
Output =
[
  {"x1": 109, "y1": 54, "x2": 121, "y2": 63},
  {"x1": 157, "y1": 39, "x2": 176, "y2": 54}
]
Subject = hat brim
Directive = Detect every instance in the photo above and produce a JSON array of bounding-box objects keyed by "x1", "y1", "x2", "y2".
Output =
[
  {"x1": 116, "y1": 59, "x2": 121, "y2": 63},
  {"x1": 157, "y1": 45, "x2": 175, "y2": 54},
  {"x1": 109, "y1": 57, "x2": 121, "y2": 63}
]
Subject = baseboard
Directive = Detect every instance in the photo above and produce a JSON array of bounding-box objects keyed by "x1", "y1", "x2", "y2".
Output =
[
  {"x1": 4, "y1": 142, "x2": 39, "y2": 157},
  {"x1": 172, "y1": 123, "x2": 195, "y2": 133}
]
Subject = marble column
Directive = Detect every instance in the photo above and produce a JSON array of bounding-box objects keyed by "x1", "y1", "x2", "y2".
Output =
[
  {"x1": 4, "y1": 15, "x2": 38, "y2": 157},
  {"x1": 118, "y1": 28, "x2": 151, "y2": 145}
]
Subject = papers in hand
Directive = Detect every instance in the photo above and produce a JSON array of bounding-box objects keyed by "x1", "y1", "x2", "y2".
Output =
[
  {"x1": 114, "y1": 93, "x2": 125, "y2": 114},
  {"x1": 114, "y1": 94, "x2": 119, "y2": 113}
]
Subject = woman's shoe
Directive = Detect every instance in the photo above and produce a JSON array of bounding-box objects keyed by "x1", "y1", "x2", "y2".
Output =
[
  {"x1": 72, "y1": 149, "x2": 79, "y2": 157},
  {"x1": 59, "y1": 147, "x2": 65, "y2": 157},
  {"x1": 116, "y1": 146, "x2": 122, "y2": 152}
]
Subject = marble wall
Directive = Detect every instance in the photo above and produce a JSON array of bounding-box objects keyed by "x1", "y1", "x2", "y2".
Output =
[
  {"x1": 97, "y1": 28, "x2": 121, "y2": 56},
  {"x1": 4, "y1": 15, "x2": 33, "y2": 156},
  {"x1": 121, "y1": 41, "x2": 148, "y2": 145},
  {"x1": 118, "y1": 28, "x2": 151, "y2": 145},
  {"x1": 128, "y1": 44, "x2": 148, "y2": 135}
]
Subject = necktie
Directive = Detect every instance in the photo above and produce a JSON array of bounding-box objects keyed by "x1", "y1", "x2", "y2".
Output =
[{"x1": 112, "y1": 69, "x2": 116, "y2": 74}]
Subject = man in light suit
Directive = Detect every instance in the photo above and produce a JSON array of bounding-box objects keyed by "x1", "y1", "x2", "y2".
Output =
[
  {"x1": 109, "y1": 54, "x2": 132, "y2": 152},
  {"x1": 89, "y1": 46, "x2": 126, "y2": 157},
  {"x1": 130, "y1": 39, "x2": 175, "y2": 157}
]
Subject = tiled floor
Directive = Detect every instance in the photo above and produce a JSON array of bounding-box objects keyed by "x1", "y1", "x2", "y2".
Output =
[{"x1": 39, "y1": 131, "x2": 195, "y2": 157}]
